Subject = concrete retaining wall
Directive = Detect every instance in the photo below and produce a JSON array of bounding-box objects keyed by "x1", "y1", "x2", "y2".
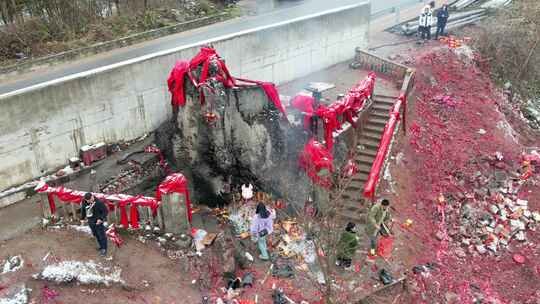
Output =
[{"x1": 0, "y1": 2, "x2": 370, "y2": 192}]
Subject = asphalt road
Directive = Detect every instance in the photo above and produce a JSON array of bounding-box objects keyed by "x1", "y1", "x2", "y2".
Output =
[{"x1": 0, "y1": 0, "x2": 418, "y2": 96}]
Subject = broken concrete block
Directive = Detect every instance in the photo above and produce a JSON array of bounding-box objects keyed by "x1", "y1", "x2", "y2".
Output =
[
  {"x1": 514, "y1": 231, "x2": 526, "y2": 241},
  {"x1": 489, "y1": 205, "x2": 499, "y2": 214},
  {"x1": 476, "y1": 245, "x2": 487, "y2": 254},
  {"x1": 532, "y1": 211, "x2": 540, "y2": 222},
  {"x1": 516, "y1": 199, "x2": 528, "y2": 206},
  {"x1": 510, "y1": 219, "x2": 525, "y2": 231}
]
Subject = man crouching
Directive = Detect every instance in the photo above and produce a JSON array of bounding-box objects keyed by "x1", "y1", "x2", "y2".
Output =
[{"x1": 81, "y1": 193, "x2": 108, "y2": 257}]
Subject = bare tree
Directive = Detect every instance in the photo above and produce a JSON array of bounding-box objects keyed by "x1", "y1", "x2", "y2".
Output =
[{"x1": 471, "y1": 0, "x2": 540, "y2": 96}]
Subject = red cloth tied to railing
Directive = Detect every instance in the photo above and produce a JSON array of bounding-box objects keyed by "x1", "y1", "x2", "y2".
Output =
[
  {"x1": 298, "y1": 139, "x2": 334, "y2": 188},
  {"x1": 314, "y1": 72, "x2": 376, "y2": 151},
  {"x1": 290, "y1": 95, "x2": 315, "y2": 129},
  {"x1": 363, "y1": 94, "x2": 406, "y2": 199},
  {"x1": 296, "y1": 73, "x2": 376, "y2": 187},
  {"x1": 167, "y1": 47, "x2": 287, "y2": 120}
]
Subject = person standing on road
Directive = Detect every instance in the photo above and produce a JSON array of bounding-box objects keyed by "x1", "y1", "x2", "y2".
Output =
[
  {"x1": 81, "y1": 193, "x2": 109, "y2": 257},
  {"x1": 250, "y1": 202, "x2": 275, "y2": 261},
  {"x1": 366, "y1": 199, "x2": 392, "y2": 256},
  {"x1": 418, "y1": 4, "x2": 434, "y2": 42},
  {"x1": 436, "y1": 3, "x2": 450, "y2": 39}
]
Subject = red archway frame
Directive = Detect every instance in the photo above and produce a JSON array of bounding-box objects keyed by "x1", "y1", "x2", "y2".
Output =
[{"x1": 35, "y1": 173, "x2": 192, "y2": 229}]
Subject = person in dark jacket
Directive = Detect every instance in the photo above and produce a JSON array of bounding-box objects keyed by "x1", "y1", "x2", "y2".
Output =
[
  {"x1": 336, "y1": 222, "x2": 359, "y2": 268},
  {"x1": 436, "y1": 4, "x2": 450, "y2": 39},
  {"x1": 81, "y1": 193, "x2": 109, "y2": 256}
]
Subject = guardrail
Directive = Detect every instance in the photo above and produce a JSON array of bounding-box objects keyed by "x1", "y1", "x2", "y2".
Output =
[{"x1": 362, "y1": 66, "x2": 416, "y2": 200}]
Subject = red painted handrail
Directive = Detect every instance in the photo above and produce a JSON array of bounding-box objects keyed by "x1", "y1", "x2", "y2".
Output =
[{"x1": 363, "y1": 93, "x2": 406, "y2": 199}]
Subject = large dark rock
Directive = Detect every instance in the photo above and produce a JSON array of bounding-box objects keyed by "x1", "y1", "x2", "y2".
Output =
[{"x1": 156, "y1": 79, "x2": 316, "y2": 206}]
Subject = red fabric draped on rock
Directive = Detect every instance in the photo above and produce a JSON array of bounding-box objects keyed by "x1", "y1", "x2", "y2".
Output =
[
  {"x1": 167, "y1": 61, "x2": 189, "y2": 107},
  {"x1": 167, "y1": 47, "x2": 288, "y2": 120},
  {"x1": 234, "y1": 78, "x2": 288, "y2": 120},
  {"x1": 156, "y1": 173, "x2": 193, "y2": 223},
  {"x1": 298, "y1": 139, "x2": 334, "y2": 188},
  {"x1": 190, "y1": 47, "x2": 235, "y2": 89},
  {"x1": 290, "y1": 95, "x2": 315, "y2": 129}
]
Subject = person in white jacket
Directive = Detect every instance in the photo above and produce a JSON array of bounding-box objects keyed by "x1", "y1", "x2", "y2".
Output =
[{"x1": 418, "y1": 4, "x2": 434, "y2": 41}]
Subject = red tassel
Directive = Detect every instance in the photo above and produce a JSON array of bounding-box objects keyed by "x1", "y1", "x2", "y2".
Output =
[
  {"x1": 47, "y1": 193, "x2": 56, "y2": 214},
  {"x1": 120, "y1": 203, "x2": 129, "y2": 229},
  {"x1": 130, "y1": 204, "x2": 140, "y2": 229},
  {"x1": 184, "y1": 190, "x2": 192, "y2": 223}
]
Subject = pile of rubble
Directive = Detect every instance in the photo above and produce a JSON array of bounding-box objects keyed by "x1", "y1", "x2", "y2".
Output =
[
  {"x1": 450, "y1": 157, "x2": 539, "y2": 256},
  {"x1": 0, "y1": 284, "x2": 30, "y2": 304}
]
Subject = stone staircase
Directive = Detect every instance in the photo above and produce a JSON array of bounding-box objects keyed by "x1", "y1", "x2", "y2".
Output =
[{"x1": 336, "y1": 94, "x2": 397, "y2": 224}]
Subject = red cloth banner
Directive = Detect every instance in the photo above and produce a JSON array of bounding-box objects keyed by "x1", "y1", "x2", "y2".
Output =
[
  {"x1": 363, "y1": 94, "x2": 405, "y2": 199},
  {"x1": 167, "y1": 47, "x2": 287, "y2": 120}
]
